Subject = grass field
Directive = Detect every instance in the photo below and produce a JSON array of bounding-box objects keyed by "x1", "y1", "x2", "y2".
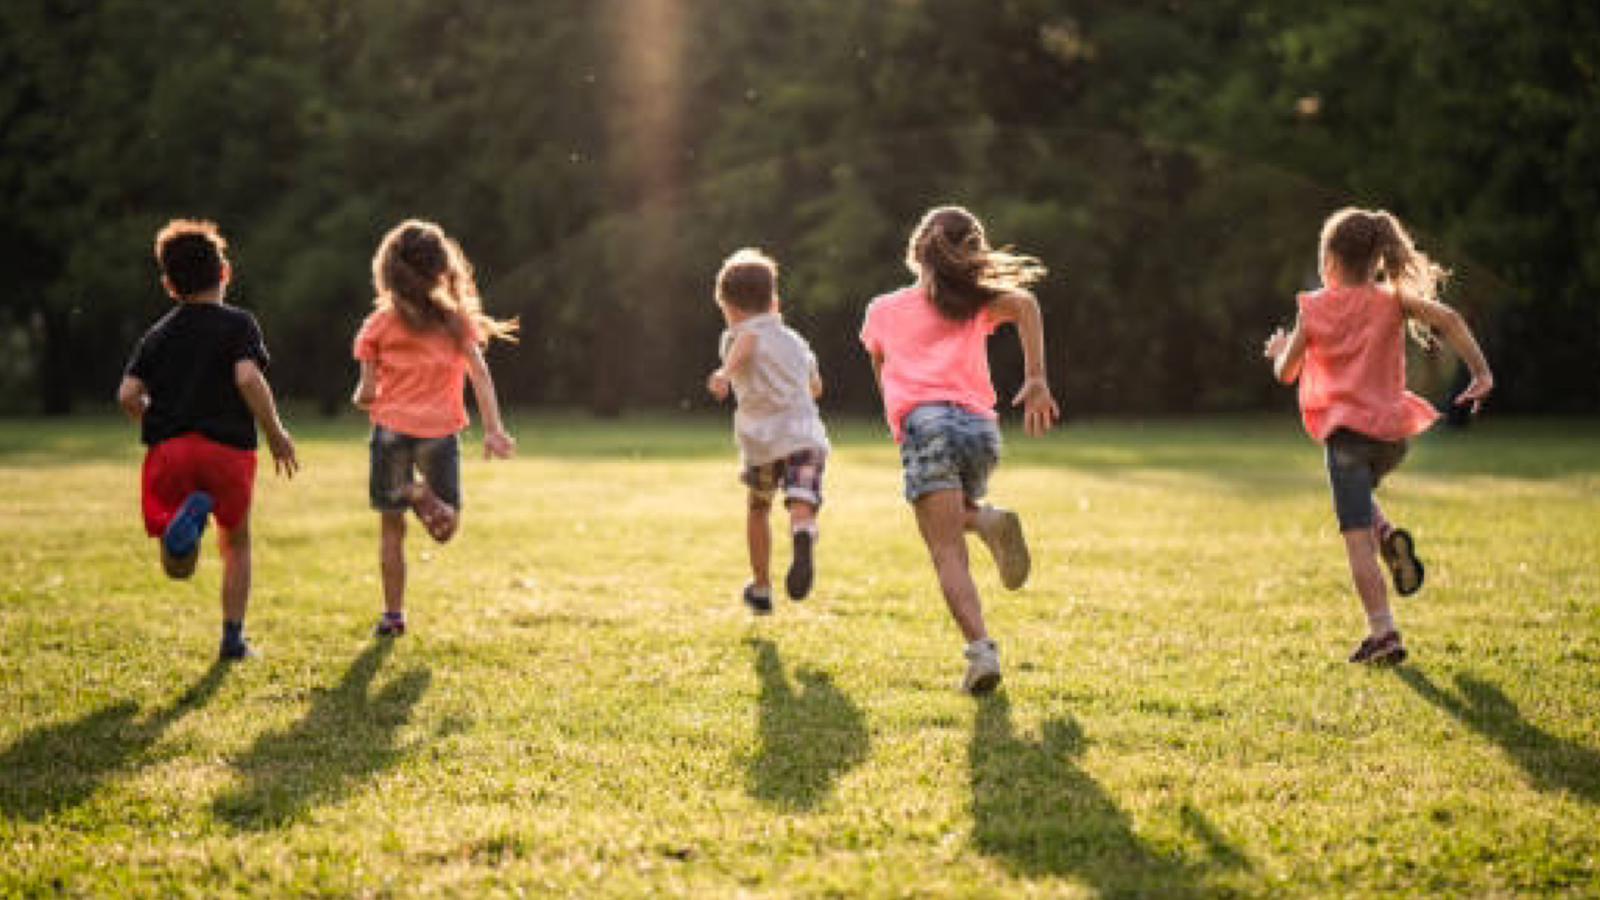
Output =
[{"x1": 2, "y1": 413, "x2": 1598, "y2": 897}]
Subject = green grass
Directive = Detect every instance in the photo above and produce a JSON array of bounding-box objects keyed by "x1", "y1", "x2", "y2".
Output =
[{"x1": 2, "y1": 413, "x2": 1598, "y2": 897}]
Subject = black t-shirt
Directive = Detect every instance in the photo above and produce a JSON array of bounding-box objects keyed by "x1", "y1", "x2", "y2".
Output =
[{"x1": 124, "y1": 303, "x2": 271, "y2": 450}]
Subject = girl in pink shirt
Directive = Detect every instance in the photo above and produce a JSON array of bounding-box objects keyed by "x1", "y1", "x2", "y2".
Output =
[
  {"x1": 861, "y1": 206, "x2": 1060, "y2": 694},
  {"x1": 352, "y1": 220, "x2": 518, "y2": 637},
  {"x1": 1265, "y1": 207, "x2": 1493, "y2": 665}
]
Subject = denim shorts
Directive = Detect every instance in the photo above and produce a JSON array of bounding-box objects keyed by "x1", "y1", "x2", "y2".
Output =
[
  {"x1": 1325, "y1": 428, "x2": 1408, "y2": 531},
  {"x1": 741, "y1": 446, "x2": 827, "y2": 507},
  {"x1": 369, "y1": 426, "x2": 461, "y2": 512},
  {"x1": 899, "y1": 403, "x2": 1001, "y2": 503}
]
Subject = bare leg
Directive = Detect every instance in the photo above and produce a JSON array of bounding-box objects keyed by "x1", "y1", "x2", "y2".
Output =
[
  {"x1": 218, "y1": 514, "x2": 251, "y2": 624},
  {"x1": 1341, "y1": 528, "x2": 1392, "y2": 634},
  {"x1": 914, "y1": 489, "x2": 987, "y2": 642},
  {"x1": 1371, "y1": 498, "x2": 1393, "y2": 542},
  {"x1": 747, "y1": 492, "x2": 772, "y2": 591},
  {"x1": 381, "y1": 511, "x2": 407, "y2": 616}
]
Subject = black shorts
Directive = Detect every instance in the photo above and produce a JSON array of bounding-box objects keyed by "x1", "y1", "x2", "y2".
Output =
[{"x1": 1324, "y1": 429, "x2": 1408, "y2": 531}]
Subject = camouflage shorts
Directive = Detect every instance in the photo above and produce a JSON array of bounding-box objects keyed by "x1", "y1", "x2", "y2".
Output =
[
  {"x1": 899, "y1": 403, "x2": 1001, "y2": 503},
  {"x1": 741, "y1": 446, "x2": 827, "y2": 507}
]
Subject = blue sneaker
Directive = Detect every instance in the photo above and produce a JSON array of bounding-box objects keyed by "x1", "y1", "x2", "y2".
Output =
[{"x1": 163, "y1": 492, "x2": 214, "y2": 559}]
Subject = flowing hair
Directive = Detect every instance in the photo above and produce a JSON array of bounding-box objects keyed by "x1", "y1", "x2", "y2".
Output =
[
  {"x1": 905, "y1": 206, "x2": 1045, "y2": 321},
  {"x1": 1321, "y1": 207, "x2": 1447, "y2": 350},
  {"x1": 372, "y1": 219, "x2": 518, "y2": 346}
]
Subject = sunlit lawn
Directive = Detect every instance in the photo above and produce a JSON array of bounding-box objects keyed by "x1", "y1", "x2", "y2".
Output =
[{"x1": 2, "y1": 413, "x2": 1597, "y2": 897}]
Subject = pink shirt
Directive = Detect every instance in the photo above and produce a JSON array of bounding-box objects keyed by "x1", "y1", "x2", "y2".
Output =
[
  {"x1": 353, "y1": 309, "x2": 471, "y2": 439},
  {"x1": 860, "y1": 286, "x2": 998, "y2": 442},
  {"x1": 1296, "y1": 284, "x2": 1439, "y2": 442}
]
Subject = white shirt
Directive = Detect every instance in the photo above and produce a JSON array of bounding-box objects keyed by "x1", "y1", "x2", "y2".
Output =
[{"x1": 720, "y1": 313, "x2": 830, "y2": 466}]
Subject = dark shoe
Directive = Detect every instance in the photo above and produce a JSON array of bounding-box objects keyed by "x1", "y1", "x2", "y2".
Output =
[
  {"x1": 785, "y1": 531, "x2": 815, "y2": 600},
  {"x1": 163, "y1": 492, "x2": 214, "y2": 559},
  {"x1": 1348, "y1": 631, "x2": 1407, "y2": 665},
  {"x1": 1380, "y1": 528, "x2": 1425, "y2": 597},
  {"x1": 742, "y1": 583, "x2": 773, "y2": 616},
  {"x1": 219, "y1": 637, "x2": 257, "y2": 661},
  {"x1": 373, "y1": 614, "x2": 407, "y2": 638}
]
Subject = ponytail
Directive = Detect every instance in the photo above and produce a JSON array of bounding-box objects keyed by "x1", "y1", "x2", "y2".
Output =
[{"x1": 906, "y1": 206, "x2": 1045, "y2": 321}]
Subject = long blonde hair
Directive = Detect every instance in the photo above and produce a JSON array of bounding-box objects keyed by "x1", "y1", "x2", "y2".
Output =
[
  {"x1": 905, "y1": 206, "x2": 1045, "y2": 321},
  {"x1": 372, "y1": 219, "x2": 517, "y2": 345},
  {"x1": 1321, "y1": 207, "x2": 1447, "y2": 350}
]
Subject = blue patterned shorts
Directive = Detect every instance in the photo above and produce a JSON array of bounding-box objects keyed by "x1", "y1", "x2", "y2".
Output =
[
  {"x1": 898, "y1": 403, "x2": 1001, "y2": 503},
  {"x1": 741, "y1": 446, "x2": 827, "y2": 507}
]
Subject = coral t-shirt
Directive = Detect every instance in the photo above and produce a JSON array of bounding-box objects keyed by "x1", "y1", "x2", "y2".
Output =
[
  {"x1": 353, "y1": 309, "x2": 472, "y2": 439},
  {"x1": 860, "y1": 286, "x2": 998, "y2": 443},
  {"x1": 1296, "y1": 283, "x2": 1439, "y2": 442}
]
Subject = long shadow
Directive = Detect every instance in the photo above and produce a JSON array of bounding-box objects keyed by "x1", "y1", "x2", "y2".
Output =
[
  {"x1": 745, "y1": 638, "x2": 869, "y2": 811},
  {"x1": 0, "y1": 661, "x2": 229, "y2": 820},
  {"x1": 212, "y1": 641, "x2": 430, "y2": 829},
  {"x1": 1396, "y1": 668, "x2": 1600, "y2": 803},
  {"x1": 970, "y1": 695, "x2": 1237, "y2": 897}
]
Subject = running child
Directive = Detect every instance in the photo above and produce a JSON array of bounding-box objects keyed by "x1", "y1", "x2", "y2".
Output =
[
  {"x1": 860, "y1": 206, "x2": 1060, "y2": 694},
  {"x1": 1264, "y1": 206, "x2": 1493, "y2": 665},
  {"x1": 117, "y1": 219, "x2": 299, "y2": 660},
  {"x1": 706, "y1": 248, "x2": 830, "y2": 614},
  {"x1": 352, "y1": 219, "x2": 518, "y2": 637}
]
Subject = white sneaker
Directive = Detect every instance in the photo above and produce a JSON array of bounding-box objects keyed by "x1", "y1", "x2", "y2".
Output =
[
  {"x1": 975, "y1": 505, "x2": 1031, "y2": 590},
  {"x1": 962, "y1": 638, "x2": 1002, "y2": 695}
]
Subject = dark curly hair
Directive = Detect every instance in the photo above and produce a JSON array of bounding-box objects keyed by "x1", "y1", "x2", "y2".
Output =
[{"x1": 154, "y1": 219, "x2": 228, "y2": 297}]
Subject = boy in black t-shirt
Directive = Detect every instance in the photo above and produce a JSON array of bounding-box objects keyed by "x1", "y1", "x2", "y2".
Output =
[{"x1": 118, "y1": 220, "x2": 299, "y2": 660}]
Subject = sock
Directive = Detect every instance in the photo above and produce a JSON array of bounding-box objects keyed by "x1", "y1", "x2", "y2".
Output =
[
  {"x1": 222, "y1": 620, "x2": 245, "y2": 646},
  {"x1": 792, "y1": 521, "x2": 819, "y2": 538},
  {"x1": 1367, "y1": 611, "x2": 1396, "y2": 638},
  {"x1": 383, "y1": 610, "x2": 405, "y2": 622},
  {"x1": 748, "y1": 584, "x2": 771, "y2": 597}
]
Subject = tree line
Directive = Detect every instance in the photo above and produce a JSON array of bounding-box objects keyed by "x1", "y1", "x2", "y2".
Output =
[{"x1": 2, "y1": 0, "x2": 1595, "y2": 417}]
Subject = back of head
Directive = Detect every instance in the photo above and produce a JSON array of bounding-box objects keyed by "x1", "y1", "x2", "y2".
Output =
[
  {"x1": 154, "y1": 219, "x2": 228, "y2": 298},
  {"x1": 372, "y1": 219, "x2": 517, "y2": 345},
  {"x1": 1321, "y1": 206, "x2": 1447, "y2": 348},
  {"x1": 905, "y1": 205, "x2": 1044, "y2": 321},
  {"x1": 716, "y1": 248, "x2": 778, "y2": 315}
]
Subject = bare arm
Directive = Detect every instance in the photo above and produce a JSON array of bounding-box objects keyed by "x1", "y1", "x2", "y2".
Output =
[
  {"x1": 706, "y1": 331, "x2": 757, "y2": 402},
  {"x1": 117, "y1": 376, "x2": 148, "y2": 422},
  {"x1": 988, "y1": 290, "x2": 1060, "y2": 436},
  {"x1": 1264, "y1": 314, "x2": 1307, "y2": 384},
  {"x1": 1400, "y1": 293, "x2": 1494, "y2": 412},
  {"x1": 352, "y1": 359, "x2": 377, "y2": 410},
  {"x1": 234, "y1": 359, "x2": 298, "y2": 478},
  {"x1": 465, "y1": 342, "x2": 515, "y2": 459}
]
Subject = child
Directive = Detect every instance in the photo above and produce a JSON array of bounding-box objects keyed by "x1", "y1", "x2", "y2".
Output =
[
  {"x1": 1264, "y1": 207, "x2": 1493, "y2": 665},
  {"x1": 117, "y1": 219, "x2": 299, "y2": 660},
  {"x1": 352, "y1": 219, "x2": 518, "y2": 637},
  {"x1": 706, "y1": 248, "x2": 830, "y2": 614},
  {"x1": 860, "y1": 206, "x2": 1060, "y2": 694}
]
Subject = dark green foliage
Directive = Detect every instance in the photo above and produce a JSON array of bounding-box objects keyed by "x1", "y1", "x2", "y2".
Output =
[{"x1": 1, "y1": 1, "x2": 1594, "y2": 414}]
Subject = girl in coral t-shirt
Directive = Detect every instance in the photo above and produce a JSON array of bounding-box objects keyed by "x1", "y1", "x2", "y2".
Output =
[
  {"x1": 1265, "y1": 207, "x2": 1493, "y2": 665},
  {"x1": 860, "y1": 206, "x2": 1060, "y2": 694},
  {"x1": 352, "y1": 219, "x2": 518, "y2": 637}
]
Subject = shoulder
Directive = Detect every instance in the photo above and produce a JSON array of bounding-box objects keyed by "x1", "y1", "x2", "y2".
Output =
[{"x1": 865, "y1": 286, "x2": 918, "y2": 320}]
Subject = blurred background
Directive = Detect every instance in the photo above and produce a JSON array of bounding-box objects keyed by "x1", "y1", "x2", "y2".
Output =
[{"x1": 1, "y1": 0, "x2": 1595, "y2": 419}]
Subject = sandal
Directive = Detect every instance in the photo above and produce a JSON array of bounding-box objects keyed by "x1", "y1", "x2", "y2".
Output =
[
  {"x1": 1380, "y1": 528, "x2": 1425, "y2": 597},
  {"x1": 406, "y1": 483, "x2": 458, "y2": 543}
]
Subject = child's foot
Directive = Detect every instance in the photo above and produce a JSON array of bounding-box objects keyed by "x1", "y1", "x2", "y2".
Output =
[
  {"x1": 743, "y1": 583, "x2": 773, "y2": 616},
  {"x1": 785, "y1": 530, "x2": 815, "y2": 600},
  {"x1": 374, "y1": 612, "x2": 407, "y2": 638},
  {"x1": 219, "y1": 636, "x2": 257, "y2": 661},
  {"x1": 1348, "y1": 630, "x2": 1407, "y2": 665},
  {"x1": 962, "y1": 638, "x2": 1002, "y2": 695},
  {"x1": 163, "y1": 491, "x2": 214, "y2": 560},
  {"x1": 1379, "y1": 528, "x2": 1425, "y2": 597},
  {"x1": 406, "y1": 484, "x2": 458, "y2": 543},
  {"x1": 975, "y1": 505, "x2": 1030, "y2": 590}
]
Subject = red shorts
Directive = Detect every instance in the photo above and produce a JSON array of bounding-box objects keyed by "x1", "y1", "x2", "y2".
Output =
[{"x1": 141, "y1": 433, "x2": 257, "y2": 537}]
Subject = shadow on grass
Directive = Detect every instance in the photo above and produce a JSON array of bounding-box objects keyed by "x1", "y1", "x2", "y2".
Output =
[
  {"x1": 212, "y1": 641, "x2": 430, "y2": 830},
  {"x1": 745, "y1": 638, "x2": 869, "y2": 811},
  {"x1": 0, "y1": 661, "x2": 229, "y2": 821},
  {"x1": 970, "y1": 695, "x2": 1243, "y2": 896},
  {"x1": 1396, "y1": 668, "x2": 1600, "y2": 803}
]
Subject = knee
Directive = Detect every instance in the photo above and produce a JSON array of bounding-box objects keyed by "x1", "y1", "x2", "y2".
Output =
[{"x1": 747, "y1": 492, "x2": 773, "y2": 515}]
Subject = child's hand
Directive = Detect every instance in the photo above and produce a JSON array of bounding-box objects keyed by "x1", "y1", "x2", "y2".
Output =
[
  {"x1": 484, "y1": 429, "x2": 516, "y2": 460},
  {"x1": 1263, "y1": 328, "x2": 1290, "y2": 360},
  {"x1": 1012, "y1": 377, "x2": 1061, "y2": 437},
  {"x1": 707, "y1": 369, "x2": 731, "y2": 402},
  {"x1": 1454, "y1": 372, "x2": 1494, "y2": 415},
  {"x1": 267, "y1": 427, "x2": 299, "y2": 479},
  {"x1": 352, "y1": 384, "x2": 376, "y2": 410}
]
